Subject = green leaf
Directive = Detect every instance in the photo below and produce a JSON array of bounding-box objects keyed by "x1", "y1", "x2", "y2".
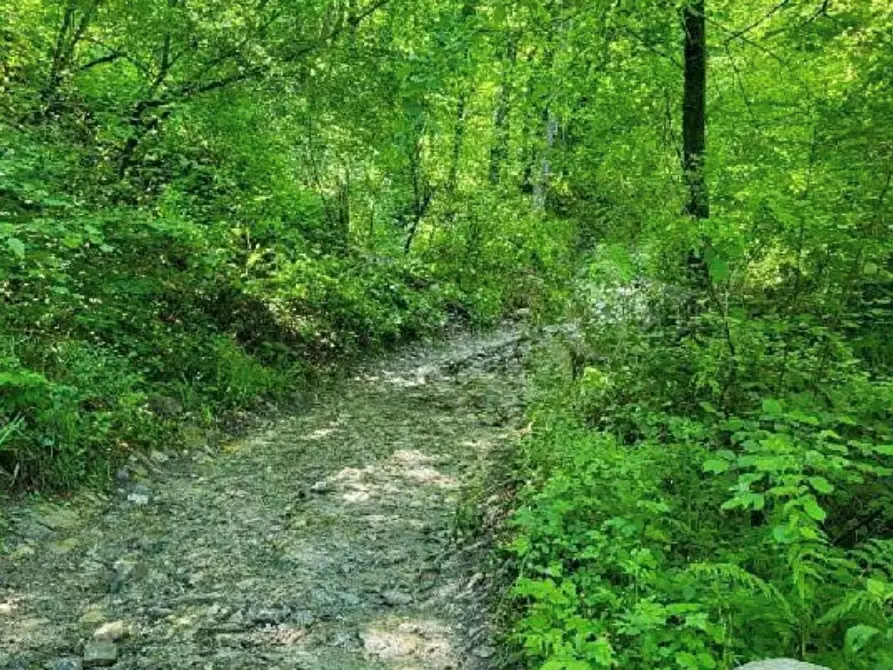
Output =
[
  {"x1": 761, "y1": 398, "x2": 783, "y2": 416},
  {"x1": 866, "y1": 579, "x2": 889, "y2": 597},
  {"x1": 802, "y1": 497, "x2": 827, "y2": 522},
  {"x1": 773, "y1": 524, "x2": 797, "y2": 544},
  {"x1": 787, "y1": 410, "x2": 819, "y2": 426},
  {"x1": 808, "y1": 476, "x2": 834, "y2": 494},
  {"x1": 703, "y1": 459, "x2": 731, "y2": 474},
  {"x1": 745, "y1": 492, "x2": 765, "y2": 510},
  {"x1": 708, "y1": 256, "x2": 730, "y2": 282},
  {"x1": 699, "y1": 401, "x2": 718, "y2": 414},
  {"x1": 845, "y1": 624, "x2": 880, "y2": 653},
  {"x1": 721, "y1": 498, "x2": 742, "y2": 511},
  {"x1": 6, "y1": 236, "x2": 25, "y2": 259},
  {"x1": 676, "y1": 652, "x2": 700, "y2": 669}
]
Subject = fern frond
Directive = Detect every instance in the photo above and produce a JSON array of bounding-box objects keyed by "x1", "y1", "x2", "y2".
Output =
[{"x1": 687, "y1": 562, "x2": 796, "y2": 623}]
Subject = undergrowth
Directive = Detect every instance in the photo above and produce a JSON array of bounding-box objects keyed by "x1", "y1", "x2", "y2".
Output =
[
  {"x1": 0, "y1": 120, "x2": 573, "y2": 490},
  {"x1": 503, "y1": 245, "x2": 893, "y2": 670}
]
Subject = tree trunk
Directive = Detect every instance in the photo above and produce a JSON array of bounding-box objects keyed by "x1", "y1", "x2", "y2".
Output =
[
  {"x1": 403, "y1": 136, "x2": 433, "y2": 254},
  {"x1": 42, "y1": 0, "x2": 102, "y2": 115},
  {"x1": 682, "y1": 0, "x2": 708, "y2": 219},
  {"x1": 446, "y1": 0, "x2": 478, "y2": 198},
  {"x1": 532, "y1": 15, "x2": 569, "y2": 210},
  {"x1": 448, "y1": 92, "x2": 467, "y2": 195},
  {"x1": 489, "y1": 36, "x2": 516, "y2": 185},
  {"x1": 532, "y1": 108, "x2": 557, "y2": 210},
  {"x1": 518, "y1": 61, "x2": 538, "y2": 195}
]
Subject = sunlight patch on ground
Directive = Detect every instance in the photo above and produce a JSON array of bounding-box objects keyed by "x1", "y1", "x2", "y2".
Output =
[
  {"x1": 459, "y1": 438, "x2": 492, "y2": 451},
  {"x1": 331, "y1": 449, "x2": 458, "y2": 507},
  {"x1": 391, "y1": 449, "x2": 444, "y2": 466},
  {"x1": 261, "y1": 625, "x2": 308, "y2": 646},
  {"x1": 302, "y1": 427, "x2": 340, "y2": 441},
  {"x1": 0, "y1": 597, "x2": 20, "y2": 615},
  {"x1": 404, "y1": 465, "x2": 457, "y2": 488},
  {"x1": 361, "y1": 616, "x2": 456, "y2": 669},
  {"x1": 379, "y1": 365, "x2": 436, "y2": 388}
]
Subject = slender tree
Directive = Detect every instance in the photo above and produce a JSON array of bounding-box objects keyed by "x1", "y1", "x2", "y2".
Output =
[
  {"x1": 682, "y1": 0, "x2": 708, "y2": 219},
  {"x1": 489, "y1": 35, "x2": 517, "y2": 186}
]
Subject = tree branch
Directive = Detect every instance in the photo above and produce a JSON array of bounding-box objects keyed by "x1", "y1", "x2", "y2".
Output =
[
  {"x1": 349, "y1": 0, "x2": 393, "y2": 27},
  {"x1": 619, "y1": 24, "x2": 682, "y2": 68},
  {"x1": 763, "y1": 0, "x2": 831, "y2": 39},
  {"x1": 708, "y1": 15, "x2": 814, "y2": 102},
  {"x1": 77, "y1": 51, "x2": 123, "y2": 72},
  {"x1": 725, "y1": 0, "x2": 795, "y2": 42},
  {"x1": 84, "y1": 37, "x2": 150, "y2": 73}
]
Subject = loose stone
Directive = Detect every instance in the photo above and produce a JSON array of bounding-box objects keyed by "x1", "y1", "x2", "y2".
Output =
[
  {"x1": 92, "y1": 620, "x2": 128, "y2": 642},
  {"x1": 82, "y1": 641, "x2": 118, "y2": 667}
]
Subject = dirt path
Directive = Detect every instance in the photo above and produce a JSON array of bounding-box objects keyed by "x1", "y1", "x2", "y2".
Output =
[{"x1": 1, "y1": 330, "x2": 528, "y2": 669}]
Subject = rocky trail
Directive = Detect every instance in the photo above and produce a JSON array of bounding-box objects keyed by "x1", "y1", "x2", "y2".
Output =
[{"x1": 1, "y1": 329, "x2": 529, "y2": 669}]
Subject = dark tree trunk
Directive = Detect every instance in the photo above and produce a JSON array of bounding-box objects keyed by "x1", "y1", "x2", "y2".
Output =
[
  {"x1": 41, "y1": 0, "x2": 102, "y2": 116},
  {"x1": 489, "y1": 36, "x2": 516, "y2": 186},
  {"x1": 403, "y1": 137, "x2": 433, "y2": 254},
  {"x1": 518, "y1": 71, "x2": 537, "y2": 195},
  {"x1": 448, "y1": 92, "x2": 467, "y2": 195},
  {"x1": 682, "y1": 0, "x2": 708, "y2": 219},
  {"x1": 447, "y1": 0, "x2": 477, "y2": 194}
]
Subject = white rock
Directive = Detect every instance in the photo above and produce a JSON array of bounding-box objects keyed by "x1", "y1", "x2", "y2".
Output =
[
  {"x1": 126, "y1": 492, "x2": 149, "y2": 505},
  {"x1": 736, "y1": 661, "x2": 829, "y2": 670},
  {"x1": 474, "y1": 645, "x2": 496, "y2": 658},
  {"x1": 92, "y1": 620, "x2": 128, "y2": 642},
  {"x1": 310, "y1": 480, "x2": 331, "y2": 494},
  {"x1": 82, "y1": 641, "x2": 117, "y2": 667},
  {"x1": 149, "y1": 450, "x2": 170, "y2": 464},
  {"x1": 381, "y1": 589, "x2": 412, "y2": 606}
]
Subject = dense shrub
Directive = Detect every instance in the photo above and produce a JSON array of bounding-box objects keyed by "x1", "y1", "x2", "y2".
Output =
[
  {"x1": 504, "y1": 245, "x2": 893, "y2": 669},
  {"x1": 0, "y1": 115, "x2": 568, "y2": 488}
]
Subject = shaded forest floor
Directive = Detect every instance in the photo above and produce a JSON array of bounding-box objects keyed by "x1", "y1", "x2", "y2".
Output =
[{"x1": 1, "y1": 329, "x2": 528, "y2": 669}]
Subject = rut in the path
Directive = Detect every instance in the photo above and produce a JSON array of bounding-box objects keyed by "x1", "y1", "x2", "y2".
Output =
[{"x1": 0, "y1": 330, "x2": 528, "y2": 669}]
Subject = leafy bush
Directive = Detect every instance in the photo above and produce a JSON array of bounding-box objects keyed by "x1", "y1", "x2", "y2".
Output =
[
  {"x1": 425, "y1": 191, "x2": 576, "y2": 325},
  {"x1": 505, "y1": 244, "x2": 893, "y2": 669},
  {"x1": 0, "y1": 122, "x2": 568, "y2": 489},
  {"x1": 255, "y1": 254, "x2": 450, "y2": 355},
  {"x1": 508, "y1": 376, "x2": 893, "y2": 667},
  {"x1": 0, "y1": 340, "x2": 163, "y2": 487}
]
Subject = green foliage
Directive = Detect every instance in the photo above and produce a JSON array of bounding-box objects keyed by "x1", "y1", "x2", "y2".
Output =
[
  {"x1": 507, "y1": 361, "x2": 893, "y2": 668},
  {"x1": 506, "y1": 261, "x2": 893, "y2": 668},
  {"x1": 4, "y1": 0, "x2": 892, "y2": 665},
  {"x1": 427, "y1": 191, "x2": 577, "y2": 325},
  {"x1": 0, "y1": 0, "x2": 573, "y2": 489},
  {"x1": 255, "y1": 255, "x2": 449, "y2": 353},
  {"x1": 500, "y1": 4, "x2": 893, "y2": 663},
  {"x1": 506, "y1": 7, "x2": 893, "y2": 670},
  {"x1": 0, "y1": 340, "x2": 160, "y2": 487}
]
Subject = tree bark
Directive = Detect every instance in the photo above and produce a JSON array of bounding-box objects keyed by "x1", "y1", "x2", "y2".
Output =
[
  {"x1": 446, "y1": 0, "x2": 478, "y2": 197},
  {"x1": 489, "y1": 36, "x2": 516, "y2": 185},
  {"x1": 403, "y1": 135, "x2": 433, "y2": 254},
  {"x1": 41, "y1": 0, "x2": 103, "y2": 115},
  {"x1": 682, "y1": 0, "x2": 708, "y2": 219},
  {"x1": 532, "y1": 108, "x2": 557, "y2": 210},
  {"x1": 448, "y1": 92, "x2": 467, "y2": 195}
]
